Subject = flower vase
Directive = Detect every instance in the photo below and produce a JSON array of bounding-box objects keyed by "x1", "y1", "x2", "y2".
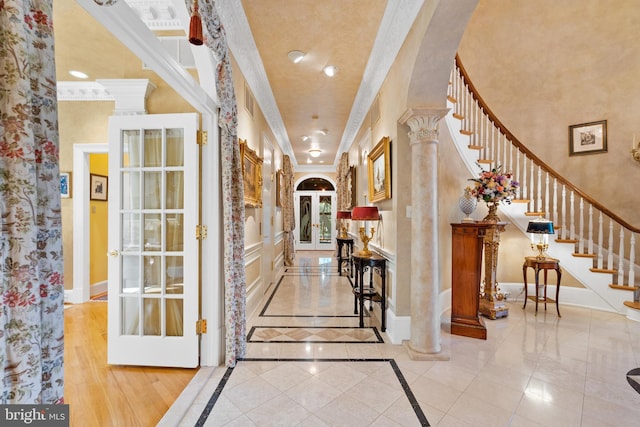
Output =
[
  {"x1": 458, "y1": 195, "x2": 477, "y2": 223},
  {"x1": 483, "y1": 202, "x2": 500, "y2": 223}
]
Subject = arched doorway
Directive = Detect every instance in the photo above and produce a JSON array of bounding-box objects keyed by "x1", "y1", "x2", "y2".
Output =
[{"x1": 294, "y1": 176, "x2": 336, "y2": 250}]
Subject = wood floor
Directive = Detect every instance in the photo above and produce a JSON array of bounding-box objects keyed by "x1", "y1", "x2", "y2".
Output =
[{"x1": 64, "y1": 301, "x2": 198, "y2": 427}]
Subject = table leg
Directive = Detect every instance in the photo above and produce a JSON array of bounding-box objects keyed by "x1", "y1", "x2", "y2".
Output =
[
  {"x1": 543, "y1": 269, "x2": 548, "y2": 311},
  {"x1": 359, "y1": 269, "x2": 365, "y2": 328},
  {"x1": 535, "y1": 267, "x2": 540, "y2": 314},
  {"x1": 522, "y1": 264, "x2": 528, "y2": 309},
  {"x1": 556, "y1": 267, "x2": 562, "y2": 317}
]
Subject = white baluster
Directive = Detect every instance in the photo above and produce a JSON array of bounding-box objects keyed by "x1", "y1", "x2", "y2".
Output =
[
  {"x1": 509, "y1": 141, "x2": 513, "y2": 177},
  {"x1": 529, "y1": 158, "x2": 534, "y2": 213},
  {"x1": 544, "y1": 172, "x2": 550, "y2": 218},
  {"x1": 608, "y1": 219, "x2": 614, "y2": 270},
  {"x1": 569, "y1": 191, "x2": 575, "y2": 243},
  {"x1": 561, "y1": 185, "x2": 567, "y2": 240},
  {"x1": 618, "y1": 228, "x2": 625, "y2": 285},
  {"x1": 515, "y1": 150, "x2": 521, "y2": 199},
  {"x1": 629, "y1": 234, "x2": 636, "y2": 287},
  {"x1": 536, "y1": 166, "x2": 542, "y2": 214},
  {"x1": 552, "y1": 178, "x2": 558, "y2": 227},
  {"x1": 587, "y1": 205, "x2": 593, "y2": 255},
  {"x1": 578, "y1": 198, "x2": 584, "y2": 254},
  {"x1": 597, "y1": 212, "x2": 604, "y2": 269}
]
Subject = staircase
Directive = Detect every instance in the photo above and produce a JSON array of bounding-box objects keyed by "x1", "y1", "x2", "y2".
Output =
[{"x1": 445, "y1": 55, "x2": 640, "y2": 321}]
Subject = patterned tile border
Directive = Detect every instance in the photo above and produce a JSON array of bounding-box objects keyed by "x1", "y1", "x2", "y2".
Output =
[
  {"x1": 247, "y1": 326, "x2": 384, "y2": 343},
  {"x1": 259, "y1": 275, "x2": 367, "y2": 319},
  {"x1": 195, "y1": 359, "x2": 430, "y2": 427}
]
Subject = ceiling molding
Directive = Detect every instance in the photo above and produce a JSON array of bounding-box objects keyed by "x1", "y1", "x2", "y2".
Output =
[
  {"x1": 334, "y1": 0, "x2": 425, "y2": 168},
  {"x1": 124, "y1": 0, "x2": 182, "y2": 30},
  {"x1": 57, "y1": 81, "x2": 113, "y2": 101},
  {"x1": 216, "y1": 1, "x2": 297, "y2": 167}
]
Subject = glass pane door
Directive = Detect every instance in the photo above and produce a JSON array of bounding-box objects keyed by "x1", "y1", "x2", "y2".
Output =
[
  {"x1": 294, "y1": 191, "x2": 336, "y2": 250},
  {"x1": 108, "y1": 113, "x2": 198, "y2": 368}
]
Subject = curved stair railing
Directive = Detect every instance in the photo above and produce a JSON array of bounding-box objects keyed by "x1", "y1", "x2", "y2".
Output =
[{"x1": 448, "y1": 54, "x2": 640, "y2": 315}]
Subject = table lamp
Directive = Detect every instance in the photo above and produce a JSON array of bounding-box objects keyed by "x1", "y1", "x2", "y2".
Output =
[
  {"x1": 336, "y1": 211, "x2": 351, "y2": 238},
  {"x1": 351, "y1": 206, "x2": 380, "y2": 257},
  {"x1": 527, "y1": 218, "x2": 555, "y2": 259}
]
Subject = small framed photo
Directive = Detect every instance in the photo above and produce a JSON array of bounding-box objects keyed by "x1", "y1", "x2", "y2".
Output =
[
  {"x1": 569, "y1": 120, "x2": 607, "y2": 156},
  {"x1": 90, "y1": 173, "x2": 108, "y2": 201},
  {"x1": 60, "y1": 172, "x2": 72, "y2": 198}
]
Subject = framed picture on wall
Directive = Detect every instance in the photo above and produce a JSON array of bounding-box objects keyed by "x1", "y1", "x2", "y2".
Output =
[
  {"x1": 90, "y1": 174, "x2": 108, "y2": 201},
  {"x1": 275, "y1": 169, "x2": 283, "y2": 207},
  {"x1": 347, "y1": 165, "x2": 357, "y2": 208},
  {"x1": 60, "y1": 172, "x2": 72, "y2": 198},
  {"x1": 240, "y1": 139, "x2": 263, "y2": 208},
  {"x1": 569, "y1": 120, "x2": 607, "y2": 156},
  {"x1": 367, "y1": 136, "x2": 391, "y2": 202}
]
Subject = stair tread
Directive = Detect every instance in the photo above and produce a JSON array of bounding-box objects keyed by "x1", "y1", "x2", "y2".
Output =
[
  {"x1": 610, "y1": 284, "x2": 640, "y2": 291},
  {"x1": 573, "y1": 253, "x2": 596, "y2": 258},
  {"x1": 525, "y1": 211, "x2": 547, "y2": 217},
  {"x1": 556, "y1": 238, "x2": 578, "y2": 243},
  {"x1": 623, "y1": 301, "x2": 640, "y2": 310},
  {"x1": 590, "y1": 267, "x2": 617, "y2": 274},
  {"x1": 467, "y1": 144, "x2": 483, "y2": 150},
  {"x1": 460, "y1": 129, "x2": 473, "y2": 136}
]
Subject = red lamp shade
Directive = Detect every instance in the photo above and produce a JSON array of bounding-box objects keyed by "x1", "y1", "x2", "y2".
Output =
[
  {"x1": 336, "y1": 211, "x2": 351, "y2": 220},
  {"x1": 351, "y1": 206, "x2": 380, "y2": 221}
]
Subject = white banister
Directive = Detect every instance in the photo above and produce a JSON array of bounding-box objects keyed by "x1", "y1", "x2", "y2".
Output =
[
  {"x1": 587, "y1": 204, "x2": 594, "y2": 256},
  {"x1": 629, "y1": 234, "x2": 636, "y2": 287},
  {"x1": 561, "y1": 185, "x2": 567, "y2": 240},
  {"x1": 578, "y1": 198, "x2": 585, "y2": 254},
  {"x1": 608, "y1": 219, "x2": 614, "y2": 270}
]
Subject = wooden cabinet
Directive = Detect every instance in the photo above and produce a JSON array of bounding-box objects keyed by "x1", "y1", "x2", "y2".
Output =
[{"x1": 450, "y1": 223, "x2": 492, "y2": 340}]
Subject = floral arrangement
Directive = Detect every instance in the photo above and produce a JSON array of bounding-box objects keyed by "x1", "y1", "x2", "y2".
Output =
[{"x1": 468, "y1": 165, "x2": 519, "y2": 204}]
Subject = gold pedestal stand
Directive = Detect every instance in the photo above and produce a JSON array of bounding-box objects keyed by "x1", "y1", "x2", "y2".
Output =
[{"x1": 479, "y1": 218, "x2": 508, "y2": 319}]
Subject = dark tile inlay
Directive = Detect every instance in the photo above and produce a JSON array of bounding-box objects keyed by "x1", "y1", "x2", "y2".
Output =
[
  {"x1": 626, "y1": 367, "x2": 640, "y2": 395},
  {"x1": 196, "y1": 358, "x2": 430, "y2": 426}
]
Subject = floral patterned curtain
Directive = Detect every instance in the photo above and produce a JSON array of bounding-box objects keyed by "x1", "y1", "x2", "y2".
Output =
[
  {"x1": 191, "y1": 0, "x2": 246, "y2": 366},
  {"x1": 0, "y1": 0, "x2": 65, "y2": 403},
  {"x1": 282, "y1": 155, "x2": 295, "y2": 266},
  {"x1": 336, "y1": 152, "x2": 349, "y2": 210}
]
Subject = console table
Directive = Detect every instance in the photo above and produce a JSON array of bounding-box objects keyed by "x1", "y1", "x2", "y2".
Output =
[
  {"x1": 336, "y1": 237, "x2": 354, "y2": 276},
  {"x1": 522, "y1": 256, "x2": 562, "y2": 316},
  {"x1": 352, "y1": 253, "x2": 386, "y2": 331}
]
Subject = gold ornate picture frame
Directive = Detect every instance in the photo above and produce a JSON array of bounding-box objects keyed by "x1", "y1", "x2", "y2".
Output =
[
  {"x1": 275, "y1": 169, "x2": 283, "y2": 207},
  {"x1": 240, "y1": 139, "x2": 263, "y2": 208},
  {"x1": 347, "y1": 165, "x2": 357, "y2": 208},
  {"x1": 368, "y1": 136, "x2": 391, "y2": 202}
]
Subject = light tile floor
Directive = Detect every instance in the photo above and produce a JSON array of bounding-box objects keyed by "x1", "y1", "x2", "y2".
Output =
[{"x1": 161, "y1": 251, "x2": 640, "y2": 426}]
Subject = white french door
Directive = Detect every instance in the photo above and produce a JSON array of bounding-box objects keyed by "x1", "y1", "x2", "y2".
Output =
[
  {"x1": 107, "y1": 113, "x2": 199, "y2": 367},
  {"x1": 294, "y1": 191, "x2": 336, "y2": 250}
]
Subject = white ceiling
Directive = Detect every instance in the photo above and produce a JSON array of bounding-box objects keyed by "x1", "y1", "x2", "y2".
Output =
[{"x1": 57, "y1": 0, "x2": 424, "y2": 171}]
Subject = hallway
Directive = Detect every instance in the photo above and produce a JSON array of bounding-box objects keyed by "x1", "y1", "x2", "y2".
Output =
[{"x1": 161, "y1": 251, "x2": 640, "y2": 426}]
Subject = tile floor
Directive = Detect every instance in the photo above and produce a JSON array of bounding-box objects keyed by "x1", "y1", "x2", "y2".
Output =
[{"x1": 161, "y1": 251, "x2": 640, "y2": 426}]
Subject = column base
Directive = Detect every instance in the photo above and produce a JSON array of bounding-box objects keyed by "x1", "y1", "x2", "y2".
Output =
[
  {"x1": 404, "y1": 342, "x2": 450, "y2": 361},
  {"x1": 479, "y1": 298, "x2": 509, "y2": 320}
]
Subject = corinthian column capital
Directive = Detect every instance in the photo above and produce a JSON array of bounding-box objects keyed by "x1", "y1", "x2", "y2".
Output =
[{"x1": 399, "y1": 108, "x2": 450, "y2": 145}]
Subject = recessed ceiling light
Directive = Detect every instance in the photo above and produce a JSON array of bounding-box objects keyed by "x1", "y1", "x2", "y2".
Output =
[
  {"x1": 302, "y1": 135, "x2": 310, "y2": 141},
  {"x1": 69, "y1": 70, "x2": 88, "y2": 79},
  {"x1": 309, "y1": 149, "x2": 321, "y2": 158},
  {"x1": 287, "y1": 50, "x2": 306, "y2": 64},
  {"x1": 323, "y1": 65, "x2": 338, "y2": 77},
  {"x1": 316, "y1": 129, "x2": 328, "y2": 136}
]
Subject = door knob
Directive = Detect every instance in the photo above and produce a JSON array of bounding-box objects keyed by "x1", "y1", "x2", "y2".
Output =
[{"x1": 108, "y1": 249, "x2": 120, "y2": 257}]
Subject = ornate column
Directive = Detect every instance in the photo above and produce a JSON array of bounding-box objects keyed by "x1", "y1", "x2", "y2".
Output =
[{"x1": 399, "y1": 108, "x2": 449, "y2": 360}]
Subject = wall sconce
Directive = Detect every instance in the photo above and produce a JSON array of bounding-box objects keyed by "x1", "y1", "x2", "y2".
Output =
[
  {"x1": 336, "y1": 211, "x2": 351, "y2": 238},
  {"x1": 351, "y1": 206, "x2": 380, "y2": 257},
  {"x1": 527, "y1": 218, "x2": 555, "y2": 259}
]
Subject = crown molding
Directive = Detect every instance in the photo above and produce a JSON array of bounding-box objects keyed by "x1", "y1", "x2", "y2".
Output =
[
  {"x1": 124, "y1": 0, "x2": 182, "y2": 30},
  {"x1": 334, "y1": 0, "x2": 425, "y2": 168},
  {"x1": 57, "y1": 81, "x2": 113, "y2": 101}
]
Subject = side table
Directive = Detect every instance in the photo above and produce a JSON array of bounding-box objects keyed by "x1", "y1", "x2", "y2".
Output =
[
  {"x1": 336, "y1": 237, "x2": 354, "y2": 276},
  {"x1": 522, "y1": 256, "x2": 562, "y2": 316},
  {"x1": 352, "y1": 253, "x2": 386, "y2": 331}
]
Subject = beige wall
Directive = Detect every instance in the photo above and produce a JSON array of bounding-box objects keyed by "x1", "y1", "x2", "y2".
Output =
[{"x1": 458, "y1": 0, "x2": 640, "y2": 226}]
